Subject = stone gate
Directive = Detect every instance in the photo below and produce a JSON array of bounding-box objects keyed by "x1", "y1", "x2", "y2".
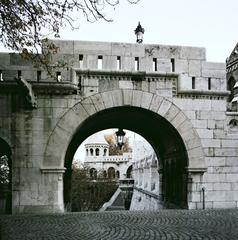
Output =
[{"x1": 0, "y1": 40, "x2": 238, "y2": 214}]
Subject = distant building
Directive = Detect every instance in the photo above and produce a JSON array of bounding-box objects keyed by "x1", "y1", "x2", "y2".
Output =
[
  {"x1": 83, "y1": 133, "x2": 133, "y2": 180},
  {"x1": 130, "y1": 141, "x2": 161, "y2": 211},
  {"x1": 226, "y1": 43, "x2": 238, "y2": 111}
]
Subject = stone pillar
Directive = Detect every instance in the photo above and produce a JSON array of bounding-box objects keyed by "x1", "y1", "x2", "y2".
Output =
[
  {"x1": 187, "y1": 168, "x2": 206, "y2": 210},
  {"x1": 12, "y1": 167, "x2": 65, "y2": 214},
  {"x1": 150, "y1": 165, "x2": 159, "y2": 192},
  {"x1": 39, "y1": 167, "x2": 65, "y2": 213},
  {"x1": 143, "y1": 165, "x2": 149, "y2": 190},
  {"x1": 158, "y1": 168, "x2": 164, "y2": 203}
]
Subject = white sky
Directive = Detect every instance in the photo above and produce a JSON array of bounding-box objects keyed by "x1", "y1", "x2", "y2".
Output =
[
  {"x1": 57, "y1": 0, "x2": 237, "y2": 62},
  {"x1": 0, "y1": 0, "x2": 237, "y2": 62}
]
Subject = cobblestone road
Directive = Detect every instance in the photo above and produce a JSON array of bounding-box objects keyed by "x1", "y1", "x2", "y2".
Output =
[{"x1": 0, "y1": 209, "x2": 237, "y2": 240}]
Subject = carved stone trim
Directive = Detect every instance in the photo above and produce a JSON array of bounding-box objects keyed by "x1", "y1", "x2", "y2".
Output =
[
  {"x1": 40, "y1": 167, "x2": 66, "y2": 174},
  {"x1": 33, "y1": 82, "x2": 78, "y2": 94},
  {"x1": 226, "y1": 111, "x2": 238, "y2": 116},
  {"x1": 74, "y1": 69, "x2": 179, "y2": 79},
  {"x1": 15, "y1": 77, "x2": 37, "y2": 108},
  {"x1": 227, "y1": 58, "x2": 238, "y2": 73},
  {"x1": 185, "y1": 167, "x2": 207, "y2": 174},
  {"x1": 177, "y1": 90, "x2": 229, "y2": 100},
  {"x1": 0, "y1": 81, "x2": 78, "y2": 95}
]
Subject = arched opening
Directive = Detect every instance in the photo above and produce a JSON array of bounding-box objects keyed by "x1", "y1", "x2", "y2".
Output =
[
  {"x1": 116, "y1": 170, "x2": 120, "y2": 179},
  {"x1": 63, "y1": 106, "x2": 189, "y2": 211},
  {"x1": 103, "y1": 148, "x2": 107, "y2": 156},
  {"x1": 229, "y1": 119, "x2": 238, "y2": 127},
  {"x1": 108, "y1": 167, "x2": 116, "y2": 179},
  {"x1": 95, "y1": 148, "x2": 100, "y2": 156},
  {"x1": 90, "y1": 148, "x2": 93, "y2": 156},
  {"x1": 90, "y1": 168, "x2": 97, "y2": 179},
  {"x1": 228, "y1": 77, "x2": 236, "y2": 102},
  {"x1": 126, "y1": 165, "x2": 133, "y2": 178},
  {"x1": 0, "y1": 138, "x2": 12, "y2": 214}
]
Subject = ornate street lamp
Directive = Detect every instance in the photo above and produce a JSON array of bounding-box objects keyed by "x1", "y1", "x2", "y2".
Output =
[
  {"x1": 134, "y1": 22, "x2": 145, "y2": 44},
  {"x1": 116, "y1": 128, "x2": 126, "y2": 149}
]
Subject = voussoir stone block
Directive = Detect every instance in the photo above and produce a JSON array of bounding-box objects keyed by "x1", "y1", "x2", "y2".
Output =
[
  {"x1": 141, "y1": 92, "x2": 153, "y2": 109},
  {"x1": 149, "y1": 95, "x2": 163, "y2": 112},
  {"x1": 90, "y1": 93, "x2": 105, "y2": 111},
  {"x1": 164, "y1": 104, "x2": 180, "y2": 122},
  {"x1": 111, "y1": 89, "x2": 123, "y2": 107},
  {"x1": 132, "y1": 90, "x2": 143, "y2": 107},
  {"x1": 157, "y1": 99, "x2": 172, "y2": 116},
  {"x1": 80, "y1": 97, "x2": 97, "y2": 116},
  {"x1": 122, "y1": 89, "x2": 133, "y2": 106}
]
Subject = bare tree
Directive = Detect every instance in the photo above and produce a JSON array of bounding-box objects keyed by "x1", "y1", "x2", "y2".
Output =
[
  {"x1": 105, "y1": 132, "x2": 132, "y2": 155},
  {"x1": 0, "y1": 0, "x2": 140, "y2": 58},
  {"x1": 0, "y1": 155, "x2": 9, "y2": 185},
  {"x1": 71, "y1": 162, "x2": 118, "y2": 211}
]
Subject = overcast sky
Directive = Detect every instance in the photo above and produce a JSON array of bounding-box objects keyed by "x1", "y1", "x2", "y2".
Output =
[
  {"x1": 58, "y1": 0, "x2": 238, "y2": 62},
  {"x1": 0, "y1": 0, "x2": 237, "y2": 62}
]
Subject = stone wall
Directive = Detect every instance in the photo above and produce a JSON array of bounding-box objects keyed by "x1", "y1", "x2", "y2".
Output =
[
  {"x1": 130, "y1": 188, "x2": 163, "y2": 211},
  {"x1": 0, "y1": 40, "x2": 226, "y2": 92},
  {"x1": 0, "y1": 40, "x2": 237, "y2": 213}
]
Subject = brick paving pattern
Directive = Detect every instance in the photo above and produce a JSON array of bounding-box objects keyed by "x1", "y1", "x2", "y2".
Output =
[{"x1": 0, "y1": 209, "x2": 237, "y2": 239}]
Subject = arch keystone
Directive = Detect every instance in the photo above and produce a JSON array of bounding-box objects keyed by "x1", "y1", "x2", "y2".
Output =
[
  {"x1": 111, "y1": 89, "x2": 123, "y2": 107},
  {"x1": 122, "y1": 89, "x2": 133, "y2": 105},
  {"x1": 132, "y1": 90, "x2": 143, "y2": 107},
  {"x1": 101, "y1": 91, "x2": 114, "y2": 108}
]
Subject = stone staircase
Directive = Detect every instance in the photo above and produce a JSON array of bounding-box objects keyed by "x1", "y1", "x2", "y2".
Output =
[{"x1": 100, "y1": 188, "x2": 126, "y2": 211}]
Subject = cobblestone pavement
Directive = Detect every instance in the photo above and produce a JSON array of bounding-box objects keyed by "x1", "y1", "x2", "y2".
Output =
[{"x1": 0, "y1": 209, "x2": 237, "y2": 240}]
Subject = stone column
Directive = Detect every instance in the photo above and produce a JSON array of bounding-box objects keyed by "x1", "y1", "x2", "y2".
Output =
[
  {"x1": 187, "y1": 168, "x2": 206, "y2": 210},
  {"x1": 40, "y1": 167, "x2": 66, "y2": 213},
  {"x1": 158, "y1": 167, "x2": 164, "y2": 205}
]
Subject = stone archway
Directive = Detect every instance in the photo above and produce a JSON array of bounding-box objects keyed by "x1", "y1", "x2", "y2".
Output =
[
  {"x1": 43, "y1": 89, "x2": 205, "y2": 211},
  {"x1": 108, "y1": 167, "x2": 116, "y2": 179},
  {"x1": 0, "y1": 137, "x2": 12, "y2": 214},
  {"x1": 126, "y1": 165, "x2": 133, "y2": 179}
]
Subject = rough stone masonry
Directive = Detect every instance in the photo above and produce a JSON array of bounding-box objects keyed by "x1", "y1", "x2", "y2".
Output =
[{"x1": 0, "y1": 40, "x2": 238, "y2": 214}]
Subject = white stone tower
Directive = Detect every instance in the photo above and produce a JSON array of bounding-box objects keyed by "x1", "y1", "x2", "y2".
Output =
[{"x1": 85, "y1": 133, "x2": 109, "y2": 159}]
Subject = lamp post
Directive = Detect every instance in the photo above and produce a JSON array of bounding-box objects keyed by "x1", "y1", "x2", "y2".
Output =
[
  {"x1": 116, "y1": 128, "x2": 126, "y2": 150},
  {"x1": 134, "y1": 22, "x2": 145, "y2": 44}
]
